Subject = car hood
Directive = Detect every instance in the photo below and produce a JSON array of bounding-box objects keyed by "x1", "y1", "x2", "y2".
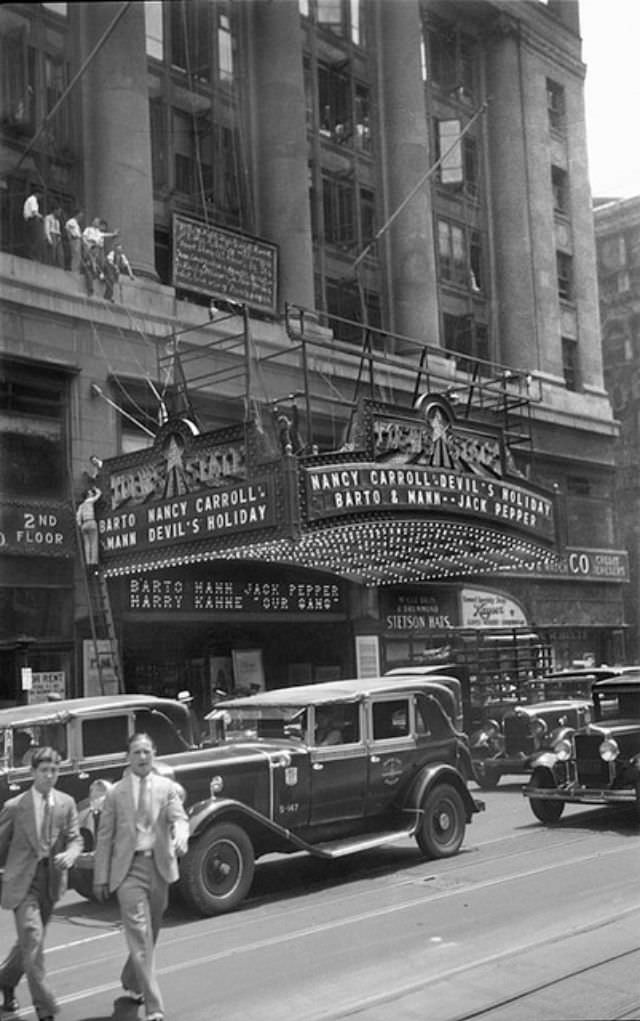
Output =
[
  {"x1": 581, "y1": 720, "x2": 640, "y2": 738},
  {"x1": 157, "y1": 740, "x2": 301, "y2": 770},
  {"x1": 508, "y1": 699, "x2": 592, "y2": 718}
]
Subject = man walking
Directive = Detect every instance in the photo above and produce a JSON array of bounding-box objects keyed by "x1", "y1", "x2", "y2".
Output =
[
  {"x1": 0, "y1": 747, "x2": 82, "y2": 1020},
  {"x1": 93, "y1": 733, "x2": 189, "y2": 1021}
]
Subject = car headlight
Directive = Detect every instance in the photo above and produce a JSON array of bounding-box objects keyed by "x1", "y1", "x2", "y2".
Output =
[
  {"x1": 599, "y1": 738, "x2": 619, "y2": 762},
  {"x1": 210, "y1": 775, "x2": 224, "y2": 797},
  {"x1": 531, "y1": 718, "x2": 548, "y2": 740},
  {"x1": 554, "y1": 737, "x2": 572, "y2": 761}
]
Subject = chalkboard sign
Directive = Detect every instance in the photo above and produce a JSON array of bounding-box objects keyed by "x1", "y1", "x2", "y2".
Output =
[{"x1": 172, "y1": 214, "x2": 278, "y2": 314}]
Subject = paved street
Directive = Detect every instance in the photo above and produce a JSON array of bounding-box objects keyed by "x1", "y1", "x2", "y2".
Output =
[{"x1": 1, "y1": 779, "x2": 637, "y2": 1021}]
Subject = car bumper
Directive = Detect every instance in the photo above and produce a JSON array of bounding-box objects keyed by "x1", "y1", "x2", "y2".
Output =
[{"x1": 523, "y1": 785, "x2": 637, "y2": 805}]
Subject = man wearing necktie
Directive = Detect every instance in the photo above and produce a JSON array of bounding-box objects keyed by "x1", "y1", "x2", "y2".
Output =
[
  {"x1": 93, "y1": 733, "x2": 189, "y2": 1021},
  {"x1": 0, "y1": 747, "x2": 82, "y2": 1020}
]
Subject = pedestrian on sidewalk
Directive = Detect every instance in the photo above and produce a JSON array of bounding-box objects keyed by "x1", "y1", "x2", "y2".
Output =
[
  {"x1": 0, "y1": 747, "x2": 82, "y2": 1021},
  {"x1": 93, "y1": 733, "x2": 189, "y2": 1021}
]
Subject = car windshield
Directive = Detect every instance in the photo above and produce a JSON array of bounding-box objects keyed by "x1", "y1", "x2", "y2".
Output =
[
  {"x1": 523, "y1": 679, "x2": 591, "y2": 703},
  {"x1": 208, "y1": 704, "x2": 308, "y2": 744}
]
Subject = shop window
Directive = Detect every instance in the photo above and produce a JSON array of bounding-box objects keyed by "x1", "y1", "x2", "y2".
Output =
[
  {"x1": 0, "y1": 363, "x2": 68, "y2": 499},
  {"x1": 323, "y1": 174, "x2": 355, "y2": 245},
  {"x1": 551, "y1": 165, "x2": 568, "y2": 214},
  {"x1": 546, "y1": 78, "x2": 565, "y2": 133},
  {"x1": 562, "y1": 336, "x2": 579, "y2": 391},
  {"x1": 557, "y1": 251, "x2": 573, "y2": 301},
  {"x1": 145, "y1": 1, "x2": 164, "y2": 60},
  {"x1": 0, "y1": 587, "x2": 73, "y2": 642}
]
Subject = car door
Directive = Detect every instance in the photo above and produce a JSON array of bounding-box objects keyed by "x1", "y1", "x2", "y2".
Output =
[
  {"x1": 365, "y1": 694, "x2": 422, "y2": 818},
  {"x1": 308, "y1": 701, "x2": 367, "y2": 825}
]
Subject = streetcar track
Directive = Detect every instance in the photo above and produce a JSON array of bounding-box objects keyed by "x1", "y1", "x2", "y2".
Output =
[{"x1": 306, "y1": 906, "x2": 640, "y2": 1021}]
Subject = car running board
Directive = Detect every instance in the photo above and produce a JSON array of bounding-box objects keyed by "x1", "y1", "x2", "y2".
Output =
[{"x1": 307, "y1": 827, "x2": 415, "y2": 859}]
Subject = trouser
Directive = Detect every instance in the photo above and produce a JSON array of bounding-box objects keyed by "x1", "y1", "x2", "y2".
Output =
[
  {"x1": 0, "y1": 861, "x2": 57, "y2": 1019},
  {"x1": 80, "y1": 520, "x2": 98, "y2": 565},
  {"x1": 46, "y1": 238, "x2": 63, "y2": 268},
  {"x1": 25, "y1": 218, "x2": 43, "y2": 261},
  {"x1": 68, "y1": 237, "x2": 81, "y2": 273},
  {"x1": 117, "y1": 853, "x2": 168, "y2": 1018},
  {"x1": 103, "y1": 263, "x2": 119, "y2": 301}
]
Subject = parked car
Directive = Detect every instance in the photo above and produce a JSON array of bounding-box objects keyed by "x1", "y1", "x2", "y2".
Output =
[
  {"x1": 471, "y1": 671, "x2": 601, "y2": 788},
  {"x1": 524, "y1": 671, "x2": 640, "y2": 823},
  {"x1": 177, "y1": 676, "x2": 483, "y2": 915},
  {"x1": 0, "y1": 694, "x2": 203, "y2": 898}
]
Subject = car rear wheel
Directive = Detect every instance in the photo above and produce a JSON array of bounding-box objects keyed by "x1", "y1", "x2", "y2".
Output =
[
  {"x1": 179, "y1": 822, "x2": 255, "y2": 916},
  {"x1": 528, "y1": 768, "x2": 565, "y2": 824},
  {"x1": 416, "y1": 783, "x2": 466, "y2": 858}
]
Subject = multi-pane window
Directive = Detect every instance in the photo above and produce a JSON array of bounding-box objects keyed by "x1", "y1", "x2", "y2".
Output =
[
  {"x1": 218, "y1": 11, "x2": 233, "y2": 82},
  {"x1": 318, "y1": 64, "x2": 350, "y2": 141},
  {"x1": 323, "y1": 175, "x2": 355, "y2": 245},
  {"x1": 562, "y1": 337, "x2": 579, "y2": 391},
  {"x1": 360, "y1": 187, "x2": 375, "y2": 245},
  {"x1": 354, "y1": 84, "x2": 371, "y2": 152},
  {"x1": 551, "y1": 165, "x2": 568, "y2": 214},
  {"x1": 556, "y1": 251, "x2": 573, "y2": 301},
  {"x1": 443, "y1": 314, "x2": 489, "y2": 370},
  {"x1": 435, "y1": 121, "x2": 479, "y2": 196},
  {"x1": 144, "y1": 1, "x2": 164, "y2": 60},
  {"x1": 438, "y1": 219, "x2": 483, "y2": 292},
  {"x1": 0, "y1": 363, "x2": 69, "y2": 499},
  {"x1": 317, "y1": 0, "x2": 344, "y2": 35},
  {"x1": 425, "y1": 19, "x2": 475, "y2": 98},
  {"x1": 546, "y1": 79, "x2": 565, "y2": 132}
]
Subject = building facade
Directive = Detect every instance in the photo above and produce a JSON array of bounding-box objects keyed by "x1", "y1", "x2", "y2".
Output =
[
  {"x1": 595, "y1": 196, "x2": 640, "y2": 662},
  {"x1": 0, "y1": 0, "x2": 627, "y2": 707}
]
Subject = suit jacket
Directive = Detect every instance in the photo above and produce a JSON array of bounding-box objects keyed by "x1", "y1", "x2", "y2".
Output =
[
  {"x1": 93, "y1": 771, "x2": 189, "y2": 892},
  {"x1": 0, "y1": 788, "x2": 82, "y2": 910}
]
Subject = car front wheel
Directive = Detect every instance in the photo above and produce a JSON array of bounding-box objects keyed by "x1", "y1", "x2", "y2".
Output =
[
  {"x1": 528, "y1": 768, "x2": 565, "y2": 824},
  {"x1": 179, "y1": 822, "x2": 255, "y2": 916},
  {"x1": 416, "y1": 783, "x2": 466, "y2": 858}
]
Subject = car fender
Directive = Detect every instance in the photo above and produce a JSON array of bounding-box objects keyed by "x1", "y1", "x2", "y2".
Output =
[
  {"x1": 405, "y1": 763, "x2": 481, "y2": 820},
  {"x1": 529, "y1": 751, "x2": 559, "y2": 773},
  {"x1": 187, "y1": 797, "x2": 316, "y2": 855}
]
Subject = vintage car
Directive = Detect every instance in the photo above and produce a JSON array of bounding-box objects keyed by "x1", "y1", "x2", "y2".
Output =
[
  {"x1": 524, "y1": 671, "x2": 640, "y2": 823},
  {"x1": 0, "y1": 694, "x2": 205, "y2": 897},
  {"x1": 471, "y1": 671, "x2": 599, "y2": 788},
  {"x1": 170, "y1": 676, "x2": 483, "y2": 916}
]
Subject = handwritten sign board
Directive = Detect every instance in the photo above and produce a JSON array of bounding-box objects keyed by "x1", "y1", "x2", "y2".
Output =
[{"x1": 172, "y1": 213, "x2": 278, "y2": 314}]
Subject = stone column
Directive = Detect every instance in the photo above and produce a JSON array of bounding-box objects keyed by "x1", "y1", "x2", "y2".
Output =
[
  {"x1": 70, "y1": 2, "x2": 157, "y2": 278},
  {"x1": 377, "y1": 0, "x2": 439, "y2": 348},
  {"x1": 252, "y1": 0, "x2": 315, "y2": 313},
  {"x1": 485, "y1": 15, "x2": 538, "y2": 369}
]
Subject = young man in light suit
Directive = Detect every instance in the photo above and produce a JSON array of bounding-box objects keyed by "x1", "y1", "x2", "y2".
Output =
[
  {"x1": 93, "y1": 733, "x2": 189, "y2": 1021},
  {"x1": 0, "y1": 746, "x2": 82, "y2": 1020}
]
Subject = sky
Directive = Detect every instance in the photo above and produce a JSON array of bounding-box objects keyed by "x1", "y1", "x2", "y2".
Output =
[{"x1": 579, "y1": 0, "x2": 640, "y2": 199}]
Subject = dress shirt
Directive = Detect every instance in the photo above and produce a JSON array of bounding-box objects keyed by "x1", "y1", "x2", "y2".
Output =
[
  {"x1": 131, "y1": 772, "x2": 155, "y2": 852},
  {"x1": 44, "y1": 213, "x2": 61, "y2": 243},
  {"x1": 23, "y1": 194, "x2": 40, "y2": 220},
  {"x1": 65, "y1": 217, "x2": 82, "y2": 240}
]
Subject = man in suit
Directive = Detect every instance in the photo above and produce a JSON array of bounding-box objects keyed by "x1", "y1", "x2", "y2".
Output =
[
  {"x1": 0, "y1": 746, "x2": 82, "y2": 1020},
  {"x1": 93, "y1": 733, "x2": 189, "y2": 1021}
]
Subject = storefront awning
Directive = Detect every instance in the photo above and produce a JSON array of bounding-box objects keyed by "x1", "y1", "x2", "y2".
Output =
[{"x1": 101, "y1": 519, "x2": 564, "y2": 587}]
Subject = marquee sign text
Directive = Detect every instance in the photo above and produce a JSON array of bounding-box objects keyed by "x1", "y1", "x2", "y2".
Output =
[
  {"x1": 305, "y1": 465, "x2": 555, "y2": 541},
  {"x1": 126, "y1": 575, "x2": 345, "y2": 614},
  {"x1": 99, "y1": 480, "x2": 275, "y2": 557}
]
